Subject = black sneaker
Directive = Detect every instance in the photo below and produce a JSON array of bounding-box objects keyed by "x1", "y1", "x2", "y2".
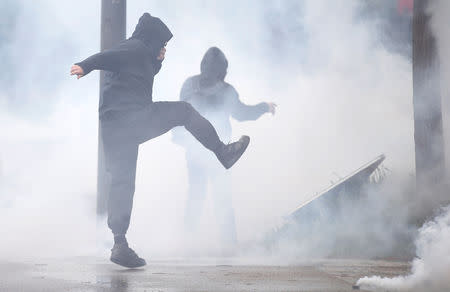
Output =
[
  {"x1": 216, "y1": 135, "x2": 250, "y2": 169},
  {"x1": 110, "y1": 243, "x2": 146, "y2": 268}
]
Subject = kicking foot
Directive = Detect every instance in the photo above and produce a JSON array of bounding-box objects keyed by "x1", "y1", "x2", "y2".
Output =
[
  {"x1": 216, "y1": 135, "x2": 250, "y2": 169},
  {"x1": 110, "y1": 243, "x2": 146, "y2": 268}
]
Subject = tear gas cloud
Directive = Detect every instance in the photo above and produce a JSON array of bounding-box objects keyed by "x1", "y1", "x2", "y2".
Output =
[
  {"x1": 355, "y1": 1, "x2": 450, "y2": 290},
  {"x1": 0, "y1": 1, "x2": 448, "y2": 281},
  {"x1": 357, "y1": 206, "x2": 450, "y2": 292}
]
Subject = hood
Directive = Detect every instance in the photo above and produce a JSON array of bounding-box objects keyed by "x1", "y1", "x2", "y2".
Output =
[
  {"x1": 131, "y1": 13, "x2": 173, "y2": 56},
  {"x1": 200, "y1": 47, "x2": 228, "y2": 81}
]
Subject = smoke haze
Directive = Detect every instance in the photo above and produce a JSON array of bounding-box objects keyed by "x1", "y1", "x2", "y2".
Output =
[
  {"x1": 356, "y1": 1, "x2": 450, "y2": 290},
  {"x1": 357, "y1": 206, "x2": 450, "y2": 291},
  {"x1": 0, "y1": 3, "x2": 448, "y2": 283}
]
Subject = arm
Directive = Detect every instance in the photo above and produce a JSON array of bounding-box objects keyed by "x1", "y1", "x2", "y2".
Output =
[
  {"x1": 229, "y1": 88, "x2": 273, "y2": 121},
  {"x1": 71, "y1": 42, "x2": 142, "y2": 78},
  {"x1": 75, "y1": 48, "x2": 135, "y2": 75}
]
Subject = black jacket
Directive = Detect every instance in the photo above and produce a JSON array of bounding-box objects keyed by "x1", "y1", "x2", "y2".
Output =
[{"x1": 75, "y1": 13, "x2": 173, "y2": 117}]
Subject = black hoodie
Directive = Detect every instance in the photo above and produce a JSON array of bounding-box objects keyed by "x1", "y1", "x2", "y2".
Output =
[{"x1": 75, "y1": 13, "x2": 173, "y2": 117}]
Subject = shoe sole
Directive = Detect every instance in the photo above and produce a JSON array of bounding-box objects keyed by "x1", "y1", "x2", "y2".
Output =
[
  {"x1": 110, "y1": 256, "x2": 146, "y2": 269},
  {"x1": 224, "y1": 135, "x2": 250, "y2": 169}
]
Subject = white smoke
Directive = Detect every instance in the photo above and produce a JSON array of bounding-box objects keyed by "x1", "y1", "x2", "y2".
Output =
[
  {"x1": 0, "y1": 0, "x2": 442, "y2": 264},
  {"x1": 356, "y1": 0, "x2": 450, "y2": 289},
  {"x1": 357, "y1": 205, "x2": 450, "y2": 292},
  {"x1": 131, "y1": 0, "x2": 415, "y2": 255},
  {"x1": 0, "y1": 0, "x2": 101, "y2": 259}
]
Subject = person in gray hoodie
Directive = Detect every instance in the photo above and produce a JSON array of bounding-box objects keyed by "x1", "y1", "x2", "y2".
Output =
[
  {"x1": 173, "y1": 47, "x2": 276, "y2": 252},
  {"x1": 71, "y1": 14, "x2": 250, "y2": 268}
]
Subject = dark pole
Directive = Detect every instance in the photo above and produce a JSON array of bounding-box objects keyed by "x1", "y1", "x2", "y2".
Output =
[
  {"x1": 97, "y1": 0, "x2": 126, "y2": 216},
  {"x1": 411, "y1": 0, "x2": 448, "y2": 225},
  {"x1": 412, "y1": 0, "x2": 445, "y2": 204}
]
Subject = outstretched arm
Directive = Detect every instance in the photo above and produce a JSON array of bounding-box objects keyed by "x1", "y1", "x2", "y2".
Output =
[
  {"x1": 230, "y1": 89, "x2": 276, "y2": 121},
  {"x1": 70, "y1": 43, "x2": 141, "y2": 79}
]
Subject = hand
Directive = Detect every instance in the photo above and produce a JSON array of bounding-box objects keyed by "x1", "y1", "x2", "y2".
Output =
[
  {"x1": 70, "y1": 65, "x2": 84, "y2": 79},
  {"x1": 157, "y1": 47, "x2": 166, "y2": 61},
  {"x1": 266, "y1": 102, "x2": 277, "y2": 115}
]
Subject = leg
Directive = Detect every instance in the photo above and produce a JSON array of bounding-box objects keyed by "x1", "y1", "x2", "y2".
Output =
[
  {"x1": 210, "y1": 169, "x2": 237, "y2": 247},
  {"x1": 138, "y1": 101, "x2": 223, "y2": 151},
  {"x1": 137, "y1": 101, "x2": 250, "y2": 169},
  {"x1": 103, "y1": 139, "x2": 139, "y2": 236},
  {"x1": 102, "y1": 121, "x2": 146, "y2": 268},
  {"x1": 101, "y1": 118, "x2": 140, "y2": 235},
  {"x1": 184, "y1": 156, "x2": 208, "y2": 233}
]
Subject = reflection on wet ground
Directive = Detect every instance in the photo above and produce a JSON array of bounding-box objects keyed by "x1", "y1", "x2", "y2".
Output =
[{"x1": 0, "y1": 258, "x2": 410, "y2": 292}]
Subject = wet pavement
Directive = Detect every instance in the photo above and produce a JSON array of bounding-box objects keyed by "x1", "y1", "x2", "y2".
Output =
[{"x1": 0, "y1": 258, "x2": 410, "y2": 292}]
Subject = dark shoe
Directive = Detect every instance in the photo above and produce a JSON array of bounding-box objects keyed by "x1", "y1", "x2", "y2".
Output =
[
  {"x1": 216, "y1": 135, "x2": 250, "y2": 169},
  {"x1": 110, "y1": 243, "x2": 146, "y2": 268}
]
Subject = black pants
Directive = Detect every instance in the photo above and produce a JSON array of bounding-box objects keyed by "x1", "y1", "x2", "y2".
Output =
[{"x1": 101, "y1": 101, "x2": 223, "y2": 235}]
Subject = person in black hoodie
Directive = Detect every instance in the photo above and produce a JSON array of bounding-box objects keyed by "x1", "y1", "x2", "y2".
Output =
[
  {"x1": 173, "y1": 47, "x2": 276, "y2": 252},
  {"x1": 70, "y1": 13, "x2": 250, "y2": 268}
]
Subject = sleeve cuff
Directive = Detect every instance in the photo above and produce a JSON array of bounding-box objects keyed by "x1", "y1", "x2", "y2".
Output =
[{"x1": 75, "y1": 61, "x2": 92, "y2": 75}]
